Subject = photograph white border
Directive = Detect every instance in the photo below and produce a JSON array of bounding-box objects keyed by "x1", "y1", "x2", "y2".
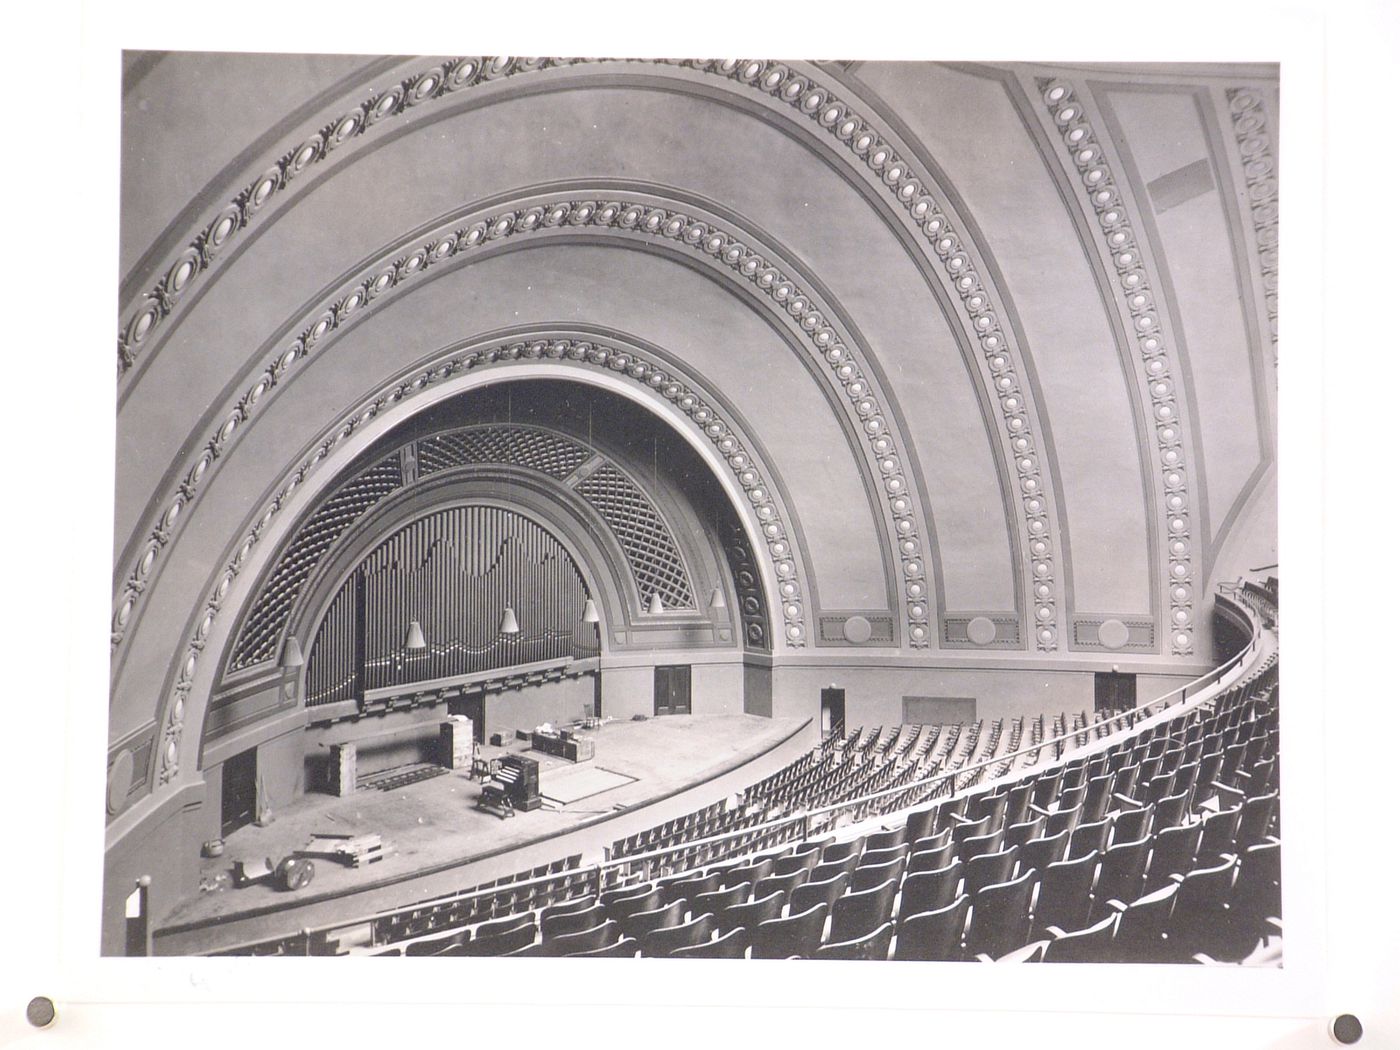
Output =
[{"x1": 2, "y1": 0, "x2": 1392, "y2": 1046}]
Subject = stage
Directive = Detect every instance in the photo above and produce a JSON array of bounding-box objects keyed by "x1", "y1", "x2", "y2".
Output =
[{"x1": 154, "y1": 714, "x2": 812, "y2": 954}]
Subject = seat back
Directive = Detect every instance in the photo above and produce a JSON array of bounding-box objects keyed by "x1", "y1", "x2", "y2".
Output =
[
  {"x1": 829, "y1": 878, "x2": 899, "y2": 944},
  {"x1": 754, "y1": 867, "x2": 810, "y2": 902},
  {"x1": 851, "y1": 856, "x2": 906, "y2": 893},
  {"x1": 1198, "y1": 803, "x2": 1243, "y2": 856},
  {"x1": 1151, "y1": 790, "x2": 1190, "y2": 833},
  {"x1": 669, "y1": 926, "x2": 748, "y2": 959},
  {"x1": 951, "y1": 814, "x2": 992, "y2": 847},
  {"x1": 898, "y1": 860, "x2": 963, "y2": 918},
  {"x1": 603, "y1": 886, "x2": 665, "y2": 923},
  {"x1": 815, "y1": 921, "x2": 895, "y2": 961},
  {"x1": 904, "y1": 805, "x2": 939, "y2": 844},
  {"x1": 726, "y1": 856, "x2": 776, "y2": 889},
  {"x1": 772, "y1": 851, "x2": 821, "y2": 877},
  {"x1": 619, "y1": 898, "x2": 688, "y2": 940},
  {"x1": 565, "y1": 935, "x2": 639, "y2": 958},
  {"x1": 906, "y1": 840, "x2": 957, "y2": 874},
  {"x1": 790, "y1": 871, "x2": 849, "y2": 916},
  {"x1": 964, "y1": 867, "x2": 1037, "y2": 960},
  {"x1": 1044, "y1": 803, "x2": 1083, "y2": 840},
  {"x1": 1002, "y1": 816, "x2": 1045, "y2": 851},
  {"x1": 458, "y1": 921, "x2": 537, "y2": 957},
  {"x1": 810, "y1": 854, "x2": 861, "y2": 884},
  {"x1": 1237, "y1": 791, "x2": 1278, "y2": 849},
  {"x1": 958, "y1": 830, "x2": 1003, "y2": 863},
  {"x1": 541, "y1": 894, "x2": 598, "y2": 922},
  {"x1": 1081, "y1": 773, "x2": 1115, "y2": 823},
  {"x1": 1143, "y1": 823, "x2": 1203, "y2": 892},
  {"x1": 1168, "y1": 853, "x2": 1239, "y2": 960},
  {"x1": 751, "y1": 902, "x2": 829, "y2": 959},
  {"x1": 541, "y1": 902, "x2": 607, "y2": 939},
  {"x1": 1067, "y1": 816, "x2": 1113, "y2": 860},
  {"x1": 865, "y1": 826, "x2": 909, "y2": 853},
  {"x1": 1041, "y1": 913, "x2": 1117, "y2": 963},
  {"x1": 963, "y1": 845, "x2": 1019, "y2": 898},
  {"x1": 692, "y1": 881, "x2": 750, "y2": 918},
  {"x1": 544, "y1": 918, "x2": 619, "y2": 957},
  {"x1": 892, "y1": 895, "x2": 970, "y2": 962},
  {"x1": 474, "y1": 911, "x2": 537, "y2": 941},
  {"x1": 637, "y1": 910, "x2": 713, "y2": 955},
  {"x1": 859, "y1": 844, "x2": 910, "y2": 869},
  {"x1": 1093, "y1": 834, "x2": 1151, "y2": 914},
  {"x1": 820, "y1": 837, "x2": 866, "y2": 864},
  {"x1": 718, "y1": 889, "x2": 786, "y2": 935},
  {"x1": 662, "y1": 871, "x2": 721, "y2": 906},
  {"x1": 1110, "y1": 805, "x2": 1152, "y2": 844},
  {"x1": 1110, "y1": 882, "x2": 1178, "y2": 962},
  {"x1": 1019, "y1": 829, "x2": 1069, "y2": 873},
  {"x1": 1032, "y1": 849, "x2": 1098, "y2": 935}
]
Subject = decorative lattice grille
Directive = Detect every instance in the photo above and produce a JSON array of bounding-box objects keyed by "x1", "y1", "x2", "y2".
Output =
[
  {"x1": 417, "y1": 427, "x2": 589, "y2": 479},
  {"x1": 228, "y1": 455, "x2": 403, "y2": 670},
  {"x1": 576, "y1": 465, "x2": 695, "y2": 609}
]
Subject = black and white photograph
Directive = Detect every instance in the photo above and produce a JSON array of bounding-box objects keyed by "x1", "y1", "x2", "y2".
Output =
[
  {"x1": 5, "y1": 0, "x2": 1397, "y2": 1046},
  {"x1": 103, "y1": 49, "x2": 1284, "y2": 966}
]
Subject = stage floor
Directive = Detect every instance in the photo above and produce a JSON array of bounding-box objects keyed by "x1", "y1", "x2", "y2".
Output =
[{"x1": 156, "y1": 714, "x2": 810, "y2": 953}]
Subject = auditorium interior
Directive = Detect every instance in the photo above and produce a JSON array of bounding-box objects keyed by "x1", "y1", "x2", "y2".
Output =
[{"x1": 107, "y1": 54, "x2": 1283, "y2": 964}]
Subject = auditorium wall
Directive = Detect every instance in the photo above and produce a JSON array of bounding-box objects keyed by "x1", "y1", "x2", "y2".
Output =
[{"x1": 769, "y1": 663, "x2": 1204, "y2": 729}]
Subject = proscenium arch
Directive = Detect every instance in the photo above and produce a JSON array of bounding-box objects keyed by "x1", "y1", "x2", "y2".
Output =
[
  {"x1": 222, "y1": 418, "x2": 759, "y2": 680},
  {"x1": 111, "y1": 185, "x2": 942, "y2": 665},
  {"x1": 129, "y1": 355, "x2": 800, "y2": 794},
  {"x1": 114, "y1": 57, "x2": 1069, "y2": 648}
]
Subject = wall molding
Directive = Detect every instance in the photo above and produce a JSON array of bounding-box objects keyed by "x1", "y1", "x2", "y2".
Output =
[{"x1": 1034, "y1": 78, "x2": 1199, "y2": 657}]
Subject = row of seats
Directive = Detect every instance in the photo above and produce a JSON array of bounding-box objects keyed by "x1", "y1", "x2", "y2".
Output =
[
  {"x1": 221, "y1": 586, "x2": 1275, "y2": 959},
  {"x1": 367, "y1": 642, "x2": 1278, "y2": 961}
]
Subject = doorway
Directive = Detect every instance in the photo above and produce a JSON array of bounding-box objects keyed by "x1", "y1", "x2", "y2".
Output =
[
  {"x1": 1095, "y1": 671, "x2": 1137, "y2": 713},
  {"x1": 449, "y1": 691, "x2": 487, "y2": 744},
  {"x1": 820, "y1": 687, "x2": 846, "y2": 738},
  {"x1": 654, "y1": 665, "x2": 692, "y2": 716},
  {"x1": 220, "y1": 747, "x2": 258, "y2": 838}
]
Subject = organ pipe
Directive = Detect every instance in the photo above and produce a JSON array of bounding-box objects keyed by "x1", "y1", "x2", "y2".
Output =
[{"x1": 305, "y1": 506, "x2": 597, "y2": 706}]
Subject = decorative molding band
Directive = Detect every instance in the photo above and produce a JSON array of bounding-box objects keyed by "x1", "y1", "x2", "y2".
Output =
[
  {"x1": 1224, "y1": 87, "x2": 1279, "y2": 365},
  {"x1": 1069, "y1": 615, "x2": 1156, "y2": 653},
  {"x1": 816, "y1": 613, "x2": 896, "y2": 647},
  {"x1": 145, "y1": 331, "x2": 809, "y2": 786},
  {"x1": 942, "y1": 613, "x2": 1022, "y2": 650},
  {"x1": 117, "y1": 55, "x2": 1063, "y2": 649},
  {"x1": 112, "y1": 192, "x2": 928, "y2": 669},
  {"x1": 1037, "y1": 78, "x2": 1196, "y2": 657}
]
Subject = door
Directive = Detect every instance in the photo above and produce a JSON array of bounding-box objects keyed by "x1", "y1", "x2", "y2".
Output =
[
  {"x1": 220, "y1": 747, "x2": 258, "y2": 838},
  {"x1": 449, "y1": 692, "x2": 487, "y2": 744},
  {"x1": 820, "y1": 688, "x2": 846, "y2": 738},
  {"x1": 1095, "y1": 672, "x2": 1137, "y2": 713},
  {"x1": 654, "y1": 665, "x2": 692, "y2": 716}
]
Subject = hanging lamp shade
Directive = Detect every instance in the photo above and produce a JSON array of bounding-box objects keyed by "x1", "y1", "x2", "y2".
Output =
[
  {"x1": 581, "y1": 598, "x2": 600, "y2": 624},
  {"x1": 709, "y1": 586, "x2": 727, "y2": 611},
  {"x1": 499, "y1": 606, "x2": 521, "y2": 635},
  {"x1": 403, "y1": 620, "x2": 427, "y2": 650},
  {"x1": 647, "y1": 593, "x2": 664, "y2": 615},
  {"x1": 279, "y1": 636, "x2": 304, "y2": 669}
]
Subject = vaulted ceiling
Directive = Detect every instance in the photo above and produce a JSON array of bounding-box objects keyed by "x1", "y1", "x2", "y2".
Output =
[{"x1": 111, "y1": 55, "x2": 1278, "y2": 811}]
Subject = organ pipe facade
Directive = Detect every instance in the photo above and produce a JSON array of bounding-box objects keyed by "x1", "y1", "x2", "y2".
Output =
[{"x1": 305, "y1": 505, "x2": 598, "y2": 706}]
